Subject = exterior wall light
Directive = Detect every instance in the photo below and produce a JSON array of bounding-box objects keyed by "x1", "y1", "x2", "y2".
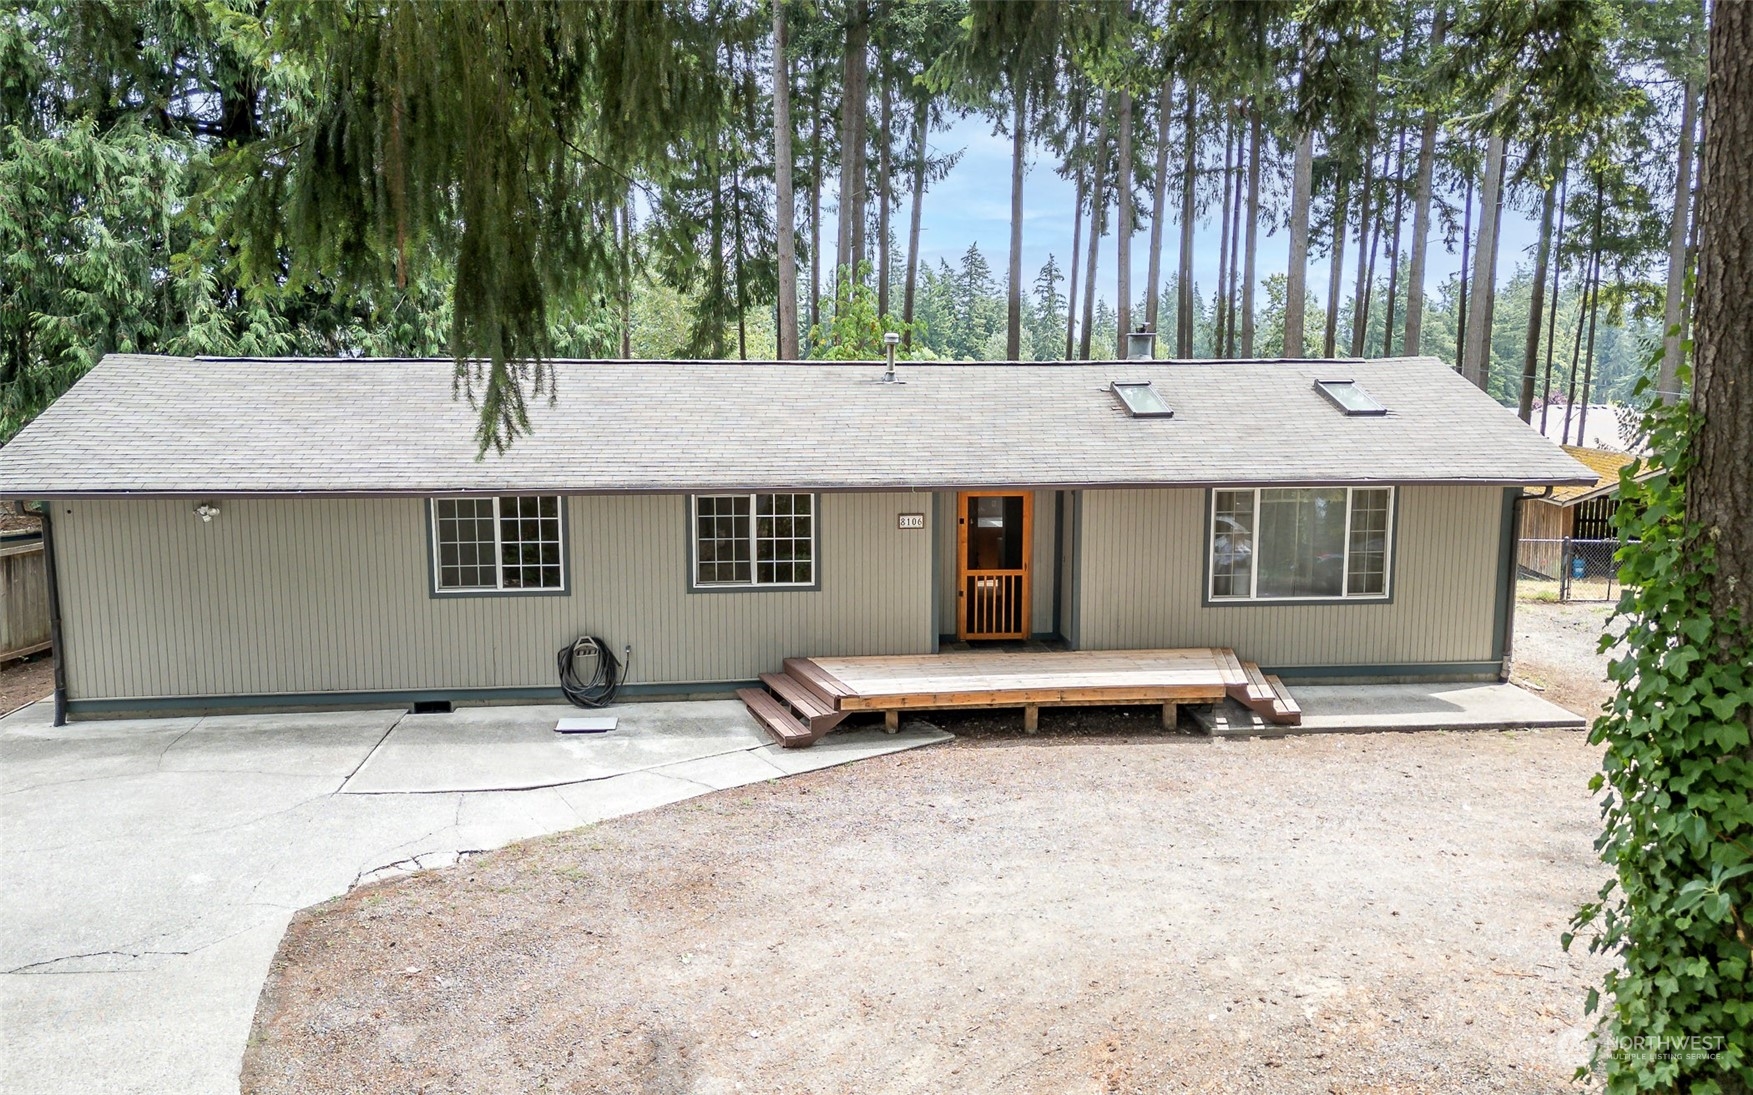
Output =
[{"x1": 194, "y1": 502, "x2": 220, "y2": 523}]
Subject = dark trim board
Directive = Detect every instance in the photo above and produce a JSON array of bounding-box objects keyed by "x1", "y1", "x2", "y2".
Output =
[
  {"x1": 63, "y1": 680, "x2": 758, "y2": 719},
  {"x1": 1265, "y1": 661, "x2": 1504, "y2": 683}
]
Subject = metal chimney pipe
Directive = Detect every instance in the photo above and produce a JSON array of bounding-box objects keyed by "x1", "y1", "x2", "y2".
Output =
[{"x1": 882, "y1": 331, "x2": 900, "y2": 382}]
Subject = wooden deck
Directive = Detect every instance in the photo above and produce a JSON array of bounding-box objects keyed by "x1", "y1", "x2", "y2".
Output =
[{"x1": 739, "y1": 647, "x2": 1299, "y2": 747}]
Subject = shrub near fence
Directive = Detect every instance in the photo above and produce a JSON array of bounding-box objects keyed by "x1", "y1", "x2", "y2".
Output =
[{"x1": 1517, "y1": 538, "x2": 1630, "y2": 602}]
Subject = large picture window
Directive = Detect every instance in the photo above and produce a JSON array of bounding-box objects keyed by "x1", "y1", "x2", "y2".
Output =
[
  {"x1": 692, "y1": 493, "x2": 815, "y2": 588},
  {"x1": 1209, "y1": 486, "x2": 1393, "y2": 601},
  {"x1": 431, "y1": 496, "x2": 565, "y2": 593}
]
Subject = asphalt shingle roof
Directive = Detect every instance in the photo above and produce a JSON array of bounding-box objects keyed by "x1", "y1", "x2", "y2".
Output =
[{"x1": 0, "y1": 354, "x2": 1595, "y2": 496}]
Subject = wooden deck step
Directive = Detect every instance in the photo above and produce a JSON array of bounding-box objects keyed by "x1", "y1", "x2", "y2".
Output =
[
  {"x1": 782, "y1": 657, "x2": 854, "y2": 704},
  {"x1": 736, "y1": 687, "x2": 816, "y2": 748},
  {"x1": 1241, "y1": 660, "x2": 1276, "y2": 703},
  {"x1": 760, "y1": 672, "x2": 851, "y2": 735},
  {"x1": 1265, "y1": 674, "x2": 1302, "y2": 726},
  {"x1": 1215, "y1": 648, "x2": 1249, "y2": 688}
]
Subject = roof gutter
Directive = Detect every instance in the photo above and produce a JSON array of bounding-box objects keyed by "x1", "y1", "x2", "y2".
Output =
[
  {"x1": 36, "y1": 504, "x2": 68, "y2": 726},
  {"x1": 0, "y1": 477, "x2": 1601, "y2": 502},
  {"x1": 1499, "y1": 484, "x2": 1555, "y2": 682}
]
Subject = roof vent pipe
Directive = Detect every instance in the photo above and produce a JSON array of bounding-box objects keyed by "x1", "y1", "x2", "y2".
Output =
[{"x1": 882, "y1": 331, "x2": 901, "y2": 383}]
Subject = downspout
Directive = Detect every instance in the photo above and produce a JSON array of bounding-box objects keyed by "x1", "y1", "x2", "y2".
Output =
[
  {"x1": 1500, "y1": 485, "x2": 1554, "y2": 682},
  {"x1": 36, "y1": 503, "x2": 69, "y2": 725}
]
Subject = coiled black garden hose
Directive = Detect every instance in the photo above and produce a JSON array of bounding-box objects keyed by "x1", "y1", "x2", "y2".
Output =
[{"x1": 557, "y1": 635, "x2": 623, "y2": 708}]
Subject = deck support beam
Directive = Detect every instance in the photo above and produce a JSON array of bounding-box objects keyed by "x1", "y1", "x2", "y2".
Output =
[
  {"x1": 1022, "y1": 705, "x2": 1039, "y2": 733},
  {"x1": 1161, "y1": 702, "x2": 1178, "y2": 731},
  {"x1": 884, "y1": 709, "x2": 899, "y2": 732}
]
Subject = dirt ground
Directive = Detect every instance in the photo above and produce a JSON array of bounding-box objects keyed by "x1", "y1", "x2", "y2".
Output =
[
  {"x1": 245, "y1": 726, "x2": 1609, "y2": 1095},
  {"x1": 1510, "y1": 598, "x2": 1616, "y2": 719},
  {"x1": 0, "y1": 652, "x2": 53, "y2": 716}
]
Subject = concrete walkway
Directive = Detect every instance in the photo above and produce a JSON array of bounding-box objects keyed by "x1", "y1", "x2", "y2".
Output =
[
  {"x1": 0, "y1": 699, "x2": 948, "y2": 1095},
  {"x1": 1195, "y1": 681, "x2": 1588, "y2": 735}
]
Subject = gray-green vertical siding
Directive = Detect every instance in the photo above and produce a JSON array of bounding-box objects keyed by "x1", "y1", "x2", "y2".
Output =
[
  {"x1": 1072, "y1": 484, "x2": 1505, "y2": 668},
  {"x1": 50, "y1": 493, "x2": 934, "y2": 701}
]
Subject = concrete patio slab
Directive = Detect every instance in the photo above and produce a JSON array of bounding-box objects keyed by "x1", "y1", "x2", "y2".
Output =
[
  {"x1": 339, "y1": 700, "x2": 770, "y2": 794},
  {"x1": 0, "y1": 698, "x2": 949, "y2": 1095},
  {"x1": 1194, "y1": 682, "x2": 1587, "y2": 735}
]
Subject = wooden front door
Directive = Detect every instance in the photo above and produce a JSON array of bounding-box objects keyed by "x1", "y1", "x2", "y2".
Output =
[{"x1": 956, "y1": 491, "x2": 1032, "y2": 640}]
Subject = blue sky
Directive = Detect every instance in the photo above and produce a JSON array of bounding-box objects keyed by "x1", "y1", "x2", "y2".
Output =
[{"x1": 882, "y1": 112, "x2": 1543, "y2": 314}]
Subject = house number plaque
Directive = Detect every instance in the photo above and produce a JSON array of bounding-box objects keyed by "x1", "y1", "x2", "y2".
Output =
[{"x1": 897, "y1": 513, "x2": 926, "y2": 530}]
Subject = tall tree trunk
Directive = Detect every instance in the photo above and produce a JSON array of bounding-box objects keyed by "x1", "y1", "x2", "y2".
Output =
[
  {"x1": 619, "y1": 196, "x2": 633, "y2": 359},
  {"x1": 1456, "y1": 170, "x2": 1472, "y2": 369},
  {"x1": 1349, "y1": 146, "x2": 1377, "y2": 356},
  {"x1": 902, "y1": 95, "x2": 928, "y2": 349},
  {"x1": 1214, "y1": 111, "x2": 1235, "y2": 357},
  {"x1": 1691, "y1": 2, "x2": 1753, "y2": 627},
  {"x1": 1564, "y1": 177, "x2": 1604, "y2": 445},
  {"x1": 773, "y1": 4, "x2": 799, "y2": 360},
  {"x1": 1382, "y1": 126, "x2": 1408, "y2": 356},
  {"x1": 809, "y1": 64, "x2": 824, "y2": 335},
  {"x1": 1176, "y1": 90, "x2": 1198, "y2": 357},
  {"x1": 1461, "y1": 114, "x2": 1506, "y2": 390},
  {"x1": 1658, "y1": 63, "x2": 1700, "y2": 403},
  {"x1": 1065, "y1": 119, "x2": 1088, "y2": 359},
  {"x1": 1285, "y1": 128, "x2": 1314, "y2": 356},
  {"x1": 877, "y1": 58, "x2": 893, "y2": 317},
  {"x1": 1517, "y1": 168, "x2": 1558, "y2": 421},
  {"x1": 1323, "y1": 177, "x2": 1350, "y2": 358},
  {"x1": 1144, "y1": 77, "x2": 1173, "y2": 342},
  {"x1": 1539, "y1": 169, "x2": 1569, "y2": 434},
  {"x1": 1402, "y1": 7, "x2": 1447, "y2": 356},
  {"x1": 839, "y1": 1, "x2": 869, "y2": 280},
  {"x1": 1006, "y1": 85, "x2": 1027, "y2": 359},
  {"x1": 1115, "y1": 84, "x2": 1134, "y2": 357},
  {"x1": 1240, "y1": 96, "x2": 1261, "y2": 357},
  {"x1": 1225, "y1": 115, "x2": 1245, "y2": 355},
  {"x1": 1081, "y1": 99, "x2": 1111, "y2": 361},
  {"x1": 1577, "y1": 255, "x2": 1604, "y2": 446}
]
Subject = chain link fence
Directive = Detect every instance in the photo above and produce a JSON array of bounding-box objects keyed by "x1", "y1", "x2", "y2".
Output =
[{"x1": 1518, "y1": 538, "x2": 1630, "y2": 602}]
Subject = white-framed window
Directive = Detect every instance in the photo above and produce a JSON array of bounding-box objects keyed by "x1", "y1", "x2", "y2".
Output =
[
  {"x1": 691, "y1": 493, "x2": 815, "y2": 588},
  {"x1": 1208, "y1": 486, "x2": 1393, "y2": 601},
  {"x1": 430, "y1": 495, "x2": 565, "y2": 593}
]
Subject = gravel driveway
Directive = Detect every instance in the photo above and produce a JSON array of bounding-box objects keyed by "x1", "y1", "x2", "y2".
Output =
[
  {"x1": 1511, "y1": 600, "x2": 1616, "y2": 719},
  {"x1": 245, "y1": 728, "x2": 1608, "y2": 1095}
]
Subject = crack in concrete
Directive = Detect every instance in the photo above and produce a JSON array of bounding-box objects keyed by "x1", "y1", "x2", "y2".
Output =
[
  {"x1": 5, "y1": 949, "x2": 193, "y2": 974},
  {"x1": 335, "y1": 712, "x2": 408, "y2": 794},
  {"x1": 7, "y1": 789, "x2": 338, "y2": 855}
]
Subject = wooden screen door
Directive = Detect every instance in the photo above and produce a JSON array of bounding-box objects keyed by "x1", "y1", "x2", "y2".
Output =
[{"x1": 956, "y1": 492, "x2": 1032, "y2": 640}]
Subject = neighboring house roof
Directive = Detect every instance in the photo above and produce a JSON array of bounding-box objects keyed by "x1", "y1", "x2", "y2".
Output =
[
  {"x1": 0, "y1": 354, "x2": 1596, "y2": 497},
  {"x1": 1536, "y1": 445, "x2": 1655, "y2": 505},
  {"x1": 1536, "y1": 403, "x2": 1640, "y2": 453}
]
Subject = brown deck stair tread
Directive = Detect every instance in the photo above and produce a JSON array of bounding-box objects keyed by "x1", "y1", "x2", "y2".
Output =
[
  {"x1": 782, "y1": 657, "x2": 855, "y2": 702},
  {"x1": 759, "y1": 672, "x2": 837, "y2": 720},
  {"x1": 1265, "y1": 675, "x2": 1302, "y2": 723},
  {"x1": 1239, "y1": 660, "x2": 1276, "y2": 703},
  {"x1": 736, "y1": 687, "x2": 816, "y2": 747},
  {"x1": 1215, "y1": 648, "x2": 1249, "y2": 687}
]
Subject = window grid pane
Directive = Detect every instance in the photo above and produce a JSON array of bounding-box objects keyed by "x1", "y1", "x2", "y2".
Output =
[
  {"x1": 434, "y1": 496, "x2": 564, "y2": 592},
  {"x1": 1210, "y1": 491, "x2": 1255, "y2": 599},
  {"x1": 435, "y1": 498, "x2": 497, "y2": 589},
  {"x1": 1346, "y1": 489, "x2": 1391, "y2": 596},
  {"x1": 497, "y1": 495, "x2": 564, "y2": 589},
  {"x1": 695, "y1": 495, "x2": 753, "y2": 584},
  {"x1": 694, "y1": 494, "x2": 813, "y2": 587}
]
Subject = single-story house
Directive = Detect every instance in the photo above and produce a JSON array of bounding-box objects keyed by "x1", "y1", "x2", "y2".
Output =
[{"x1": 0, "y1": 353, "x2": 1592, "y2": 721}]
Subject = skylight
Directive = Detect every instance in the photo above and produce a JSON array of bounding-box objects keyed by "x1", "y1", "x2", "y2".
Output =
[
  {"x1": 1315, "y1": 379, "x2": 1387, "y2": 416},
  {"x1": 1111, "y1": 381, "x2": 1174, "y2": 418}
]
